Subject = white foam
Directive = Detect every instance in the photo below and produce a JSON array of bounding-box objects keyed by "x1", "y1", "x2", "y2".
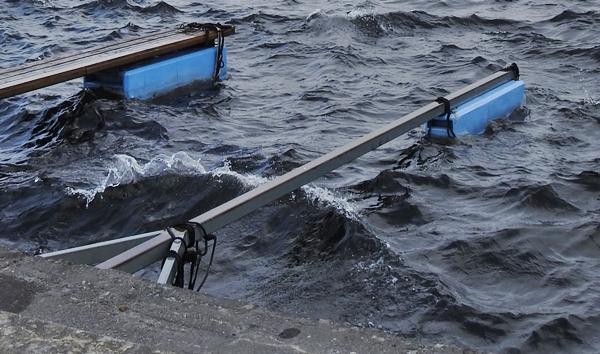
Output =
[
  {"x1": 583, "y1": 88, "x2": 599, "y2": 106},
  {"x1": 211, "y1": 160, "x2": 270, "y2": 188},
  {"x1": 346, "y1": 9, "x2": 371, "y2": 20},
  {"x1": 66, "y1": 152, "x2": 361, "y2": 223},
  {"x1": 306, "y1": 9, "x2": 324, "y2": 21},
  {"x1": 66, "y1": 152, "x2": 207, "y2": 207},
  {"x1": 301, "y1": 184, "x2": 361, "y2": 221}
]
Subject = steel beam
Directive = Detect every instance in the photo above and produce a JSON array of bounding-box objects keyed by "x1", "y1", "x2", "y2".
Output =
[
  {"x1": 95, "y1": 232, "x2": 171, "y2": 272},
  {"x1": 156, "y1": 229, "x2": 190, "y2": 286},
  {"x1": 104, "y1": 69, "x2": 519, "y2": 276},
  {"x1": 41, "y1": 231, "x2": 166, "y2": 265}
]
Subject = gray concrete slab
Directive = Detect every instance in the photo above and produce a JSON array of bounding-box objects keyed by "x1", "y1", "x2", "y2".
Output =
[
  {"x1": 0, "y1": 246, "x2": 476, "y2": 354},
  {"x1": 0, "y1": 310, "x2": 171, "y2": 354}
]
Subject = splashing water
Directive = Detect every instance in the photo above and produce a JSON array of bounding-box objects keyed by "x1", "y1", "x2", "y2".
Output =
[
  {"x1": 66, "y1": 150, "x2": 361, "y2": 220},
  {"x1": 66, "y1": 151, "x2": 207, "y2": 206},
  {"x1": 302, "y1": 184, "x2": 361, "y2": 221}
]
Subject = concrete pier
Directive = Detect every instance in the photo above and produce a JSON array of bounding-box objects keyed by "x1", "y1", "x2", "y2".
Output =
[{"x1": 0, "y1": 246, "x2": 474, "y2": 354}]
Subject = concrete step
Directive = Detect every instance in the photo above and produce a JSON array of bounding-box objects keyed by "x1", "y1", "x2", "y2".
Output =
[
  {"x1": 0, "y1": 246, "x2": 472, "y2": 354},
  {"x1": 0, "y1": 310, "x2": 173, "y2": 354}
]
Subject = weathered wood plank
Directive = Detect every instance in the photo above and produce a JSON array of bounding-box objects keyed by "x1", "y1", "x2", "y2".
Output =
[
  {"x1": 0, "y1": 26, "x2": 235, "y2": 99},
  {"x1": 0, "y1": 29, "x2": 179, "y2": 80}
]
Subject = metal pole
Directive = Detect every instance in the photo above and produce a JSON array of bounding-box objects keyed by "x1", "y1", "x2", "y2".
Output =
[{"x1": 96, "y1": 69, "x2": 517, "y2": 277}]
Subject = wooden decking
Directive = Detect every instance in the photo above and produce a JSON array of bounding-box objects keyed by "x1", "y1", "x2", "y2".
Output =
[{"x1": 0, "y1": 25, "x2": 235, "y2": 100}]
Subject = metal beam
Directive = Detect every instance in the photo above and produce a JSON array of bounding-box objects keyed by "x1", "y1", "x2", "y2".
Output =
[
  {"x1": 94, "y1": 69, "x2": 518, "y2": 278},
  {"x1": 96, "y1": 232, "x2": 171, "y2": 272},
  {"x1": 41, "y1": 231, "x2": 166, "y2": 265},
  {"x1": 186, "y1": 70, "x2": 519, "y2": 230},
  {"x1": 156, "y1": 231, "x2": 189, "y2": 286}
]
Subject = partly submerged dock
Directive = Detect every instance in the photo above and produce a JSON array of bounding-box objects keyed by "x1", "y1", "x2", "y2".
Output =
[
  {"x1": 0, "y1": 246, "x2": 471, "y2": 354},
  {"x1": 41, "y1": 65, "x2": 523, "y2": 288},
  {"x1": 0, "y1": 24, "x2": 235, "y2": 100}
]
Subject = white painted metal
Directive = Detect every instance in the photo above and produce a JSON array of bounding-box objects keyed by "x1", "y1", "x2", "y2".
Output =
[
  {"x1": 41, "y1": 230, "x2": 166, "y2": 265},
  {"x1": 156, "y1": 229, "x2": 190, "y2": 286}
]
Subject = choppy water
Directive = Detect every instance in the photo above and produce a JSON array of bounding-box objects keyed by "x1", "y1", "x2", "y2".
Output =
[{"x1": 2, "y1": 0, "x2": 600, "y2": 353}]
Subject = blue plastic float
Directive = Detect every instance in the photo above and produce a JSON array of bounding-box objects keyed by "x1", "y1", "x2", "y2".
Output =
[
  {"x1": 426, "y1": 79, "x2": 525, "y2": 136},
  {"x1": 84, "y1": 45, "x2": 227, "y2": 100}
]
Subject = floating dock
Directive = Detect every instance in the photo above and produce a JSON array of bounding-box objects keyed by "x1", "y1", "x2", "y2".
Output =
[
  {"x1": 0, "y1": 23, "x2": 235, "y2": 100},
  {"x1": 42, "y1": 64, "x2": 524, "y2": 287}
]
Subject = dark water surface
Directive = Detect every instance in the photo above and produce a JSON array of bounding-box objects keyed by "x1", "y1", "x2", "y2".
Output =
[{"x1": 2, "y1": 0, "x2": 600, "y2": 353}]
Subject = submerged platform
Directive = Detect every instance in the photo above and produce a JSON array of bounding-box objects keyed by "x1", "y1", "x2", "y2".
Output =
[
  {"x1": 0, "y1": 246, "x2": 471, "y2": 354},
  {"x1": 0, "y1": 24, "x2": 234, "y2": 100}
]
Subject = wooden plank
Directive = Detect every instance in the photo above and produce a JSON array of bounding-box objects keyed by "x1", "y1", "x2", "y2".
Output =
[
  {"x1": 5, "y1": 35, "x2": 198, "y2": 84},
  {"x1": 0, "y1": 29, "x2": 178, "y2": 80},
  {"x1": 0, "y1": 26, "x2": 235, "y2": 99}
]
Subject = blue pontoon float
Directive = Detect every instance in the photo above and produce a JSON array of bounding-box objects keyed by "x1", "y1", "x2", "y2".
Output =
[
  {"x1": 426, "y1": 63, "x2": 525, "y2": 136},
  {"x1": 83, "y1": 23, "x2": 230, "y2": 100}
]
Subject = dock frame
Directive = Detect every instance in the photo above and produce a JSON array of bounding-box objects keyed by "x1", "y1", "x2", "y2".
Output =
[{"x1": 42, "y1": 65, "x2": 522, "y2": 288}]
